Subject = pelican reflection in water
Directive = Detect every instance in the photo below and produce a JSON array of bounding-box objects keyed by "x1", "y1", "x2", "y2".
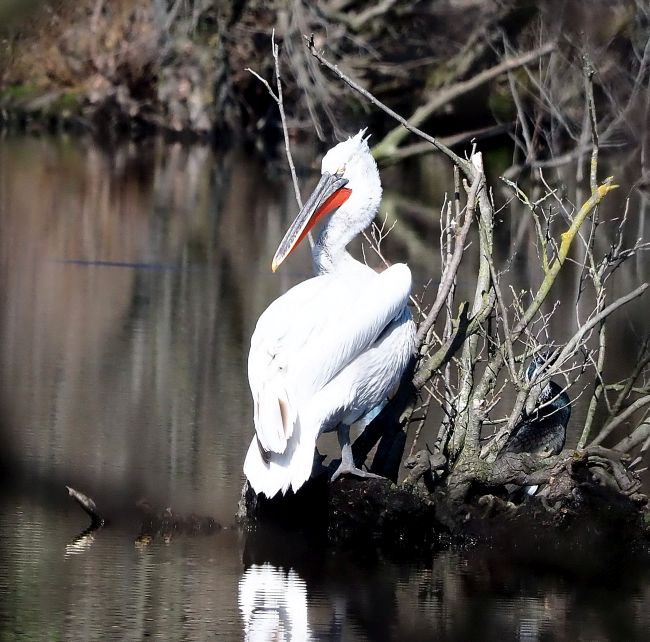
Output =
[
  {"x1": 244, "y1": 130, "x2": 415, "y2": 498},
  {"x1": 239, "y1": 564, "x2": 310, "y2": 641}
]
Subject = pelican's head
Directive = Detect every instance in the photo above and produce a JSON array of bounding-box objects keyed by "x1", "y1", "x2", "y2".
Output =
[{"x1": 271, "y1": 129, "x2": 381, "y2": 271}]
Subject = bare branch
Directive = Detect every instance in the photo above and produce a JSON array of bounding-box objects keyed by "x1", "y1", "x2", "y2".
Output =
[
  {"x1": 610, "y1": 336, "x2": 650, "y2": 417},
  {"x1": 555, "y1": 283, "x2": 648, "y2": 372},
  {"x1": 248, "y1": 31, "x2": 313, "y2": 248},
  {"x1": 373, "y1": 41, "x2": 556, "y2": 161},
  {"x1": 486, "y1": 252, "x2": 516, "y2": 380},
  {"x1": 450, "y1": 154, "x2": 495, "y2": 458},
  {"x1": 615, "y1": 417, "x2": 650, "y2": 453},
  {"x1": 272, "y1": 31, "x2": 303, "y2": 211},
  {"x1": 592, "y1": 394, "x2": 650, "y2": 446},
  {"x1": 583, "y1": 53, "x2": 600, "y2": 193},
  {"x1": 304, "y1": 34, "x2": 473, "y2": 177},
  {"x1": 415, "y1": 172, "x2": 483, "y2": 351}
]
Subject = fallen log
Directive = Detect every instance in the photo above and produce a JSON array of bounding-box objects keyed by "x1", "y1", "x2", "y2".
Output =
[{"x1": 65, "y1": 485, "x2": 221, "y2": 550}]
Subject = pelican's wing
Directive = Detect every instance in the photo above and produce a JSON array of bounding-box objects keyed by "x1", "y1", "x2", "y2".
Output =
[
  {"x1": 248, "y1": 264, "x2": 412, "y2": 454},
  {"x1": 289, "y1": 263, "x2": 413, "y2": 392},
  {"x1": 248, "y1": 276, "x2": 329, "y2": 454}
]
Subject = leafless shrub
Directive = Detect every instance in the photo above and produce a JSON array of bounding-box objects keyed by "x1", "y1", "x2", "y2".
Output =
[{"x1": 303, "y1": 24, "x2": 650, "y2": 508}]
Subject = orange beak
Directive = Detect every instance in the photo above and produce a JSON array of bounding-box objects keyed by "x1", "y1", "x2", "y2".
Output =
[{"x1": 271, "y1": 172, "x2": 351, "y2": 272}]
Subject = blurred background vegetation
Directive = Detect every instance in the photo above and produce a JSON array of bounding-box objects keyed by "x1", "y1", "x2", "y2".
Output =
[{"x1": 0, "y1": 0, "x2": 648, "y2": 160}]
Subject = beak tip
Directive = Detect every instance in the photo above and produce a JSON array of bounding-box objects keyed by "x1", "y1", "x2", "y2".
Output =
[{"x1": 271, "y1": 260, "x2": 278, "y2": 273}]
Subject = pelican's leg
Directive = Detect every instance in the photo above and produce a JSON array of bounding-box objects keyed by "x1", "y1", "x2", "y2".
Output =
[{"x1": 331, "y1": 424, "x2": 384, "y2": 483}]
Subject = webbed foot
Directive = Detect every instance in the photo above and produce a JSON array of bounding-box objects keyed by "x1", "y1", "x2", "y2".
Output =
[
  {"x1": 330, "y1": 423, "x2": 386, "y2": 483},
  {"x1": 330, "y1": 460, "x2": 384, "y2": 483}
]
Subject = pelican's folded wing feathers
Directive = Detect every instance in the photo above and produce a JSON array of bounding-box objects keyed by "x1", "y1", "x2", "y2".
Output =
[
  {"x1": 289, "y1": 263, "x2": 412, "y2": 391},
  {"x1": 248, "y1": 264, "x2": 412, "y2": 455}
]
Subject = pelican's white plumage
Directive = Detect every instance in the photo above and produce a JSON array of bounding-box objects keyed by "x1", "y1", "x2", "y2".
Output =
[
  {"x1": 239, "y1": 564, "x2": 310, "y2": 641},
  {"x1": 244, "y1": 130, "x2": 415, "y2": 497}
]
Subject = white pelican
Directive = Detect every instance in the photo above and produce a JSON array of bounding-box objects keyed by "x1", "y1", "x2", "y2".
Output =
[{"x1": 244, "y1": 130, "x2": 416, "y2": 498}]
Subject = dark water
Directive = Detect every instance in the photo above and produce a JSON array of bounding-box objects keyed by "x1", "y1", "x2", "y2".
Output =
[{"x1": 0, "y1": 136, "x2": 649, "y2": 640}]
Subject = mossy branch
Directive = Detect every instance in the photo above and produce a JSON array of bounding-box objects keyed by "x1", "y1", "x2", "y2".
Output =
[
  {"x1": 514, "y1": 178, "x2": 618, "y2": 335},
  {"x1": 465, "y1": 177, "x2": 620, "y2": 462}
]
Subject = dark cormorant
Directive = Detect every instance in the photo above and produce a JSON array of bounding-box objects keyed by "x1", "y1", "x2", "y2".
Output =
[{"x1": 497, "y1": 354, "x2": 571, "y2": 494}]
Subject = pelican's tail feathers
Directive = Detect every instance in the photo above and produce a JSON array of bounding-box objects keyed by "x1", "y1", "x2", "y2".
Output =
[
  {"x1": 243, "y1": 417, "x2": 316, "y2": 499},
  {"x1": 243, "y1": 439, "x2": 290, "y2": 498}
]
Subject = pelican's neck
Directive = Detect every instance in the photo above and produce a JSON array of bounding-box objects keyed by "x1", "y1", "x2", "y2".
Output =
[
  {"x1": 312, "y1": 245, "x2": 359, "y2": 275},
  {"x1": 311, "y1": 150, "x2": 382, "y2": 275},
  {"x1": 312, "y1": 212, "x2": 367, "y2": 275}
]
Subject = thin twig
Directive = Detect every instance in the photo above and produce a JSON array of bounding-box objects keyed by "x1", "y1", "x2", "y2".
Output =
[
  {"x1": 272, "y1": 31, "x2": 303, "y2": 211},
  {"x1": 416, "y1": 173, "x2": 483, "y2": 351},
  {"x1": 486, "y1": 254, "x2": 516, "y2": 380},
  {"x1": 247, "y1": 31, "x2": 315, "y2": 250},
  {"x1": 304, "y1": 34, "x2": 473, "y2": 177}
]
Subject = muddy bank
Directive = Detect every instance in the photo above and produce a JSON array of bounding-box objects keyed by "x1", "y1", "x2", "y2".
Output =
[{"x1": 239, "y1": 468, "x2": 650, "y2": 554}]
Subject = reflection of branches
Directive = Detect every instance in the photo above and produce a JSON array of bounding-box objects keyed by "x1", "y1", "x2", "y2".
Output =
[
  {"x1": 65, "y1": 485, "x2": 105, "y2": 555},
  {"x1": 66, "y1": 485, "x2": 105, "y2": 529}
]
